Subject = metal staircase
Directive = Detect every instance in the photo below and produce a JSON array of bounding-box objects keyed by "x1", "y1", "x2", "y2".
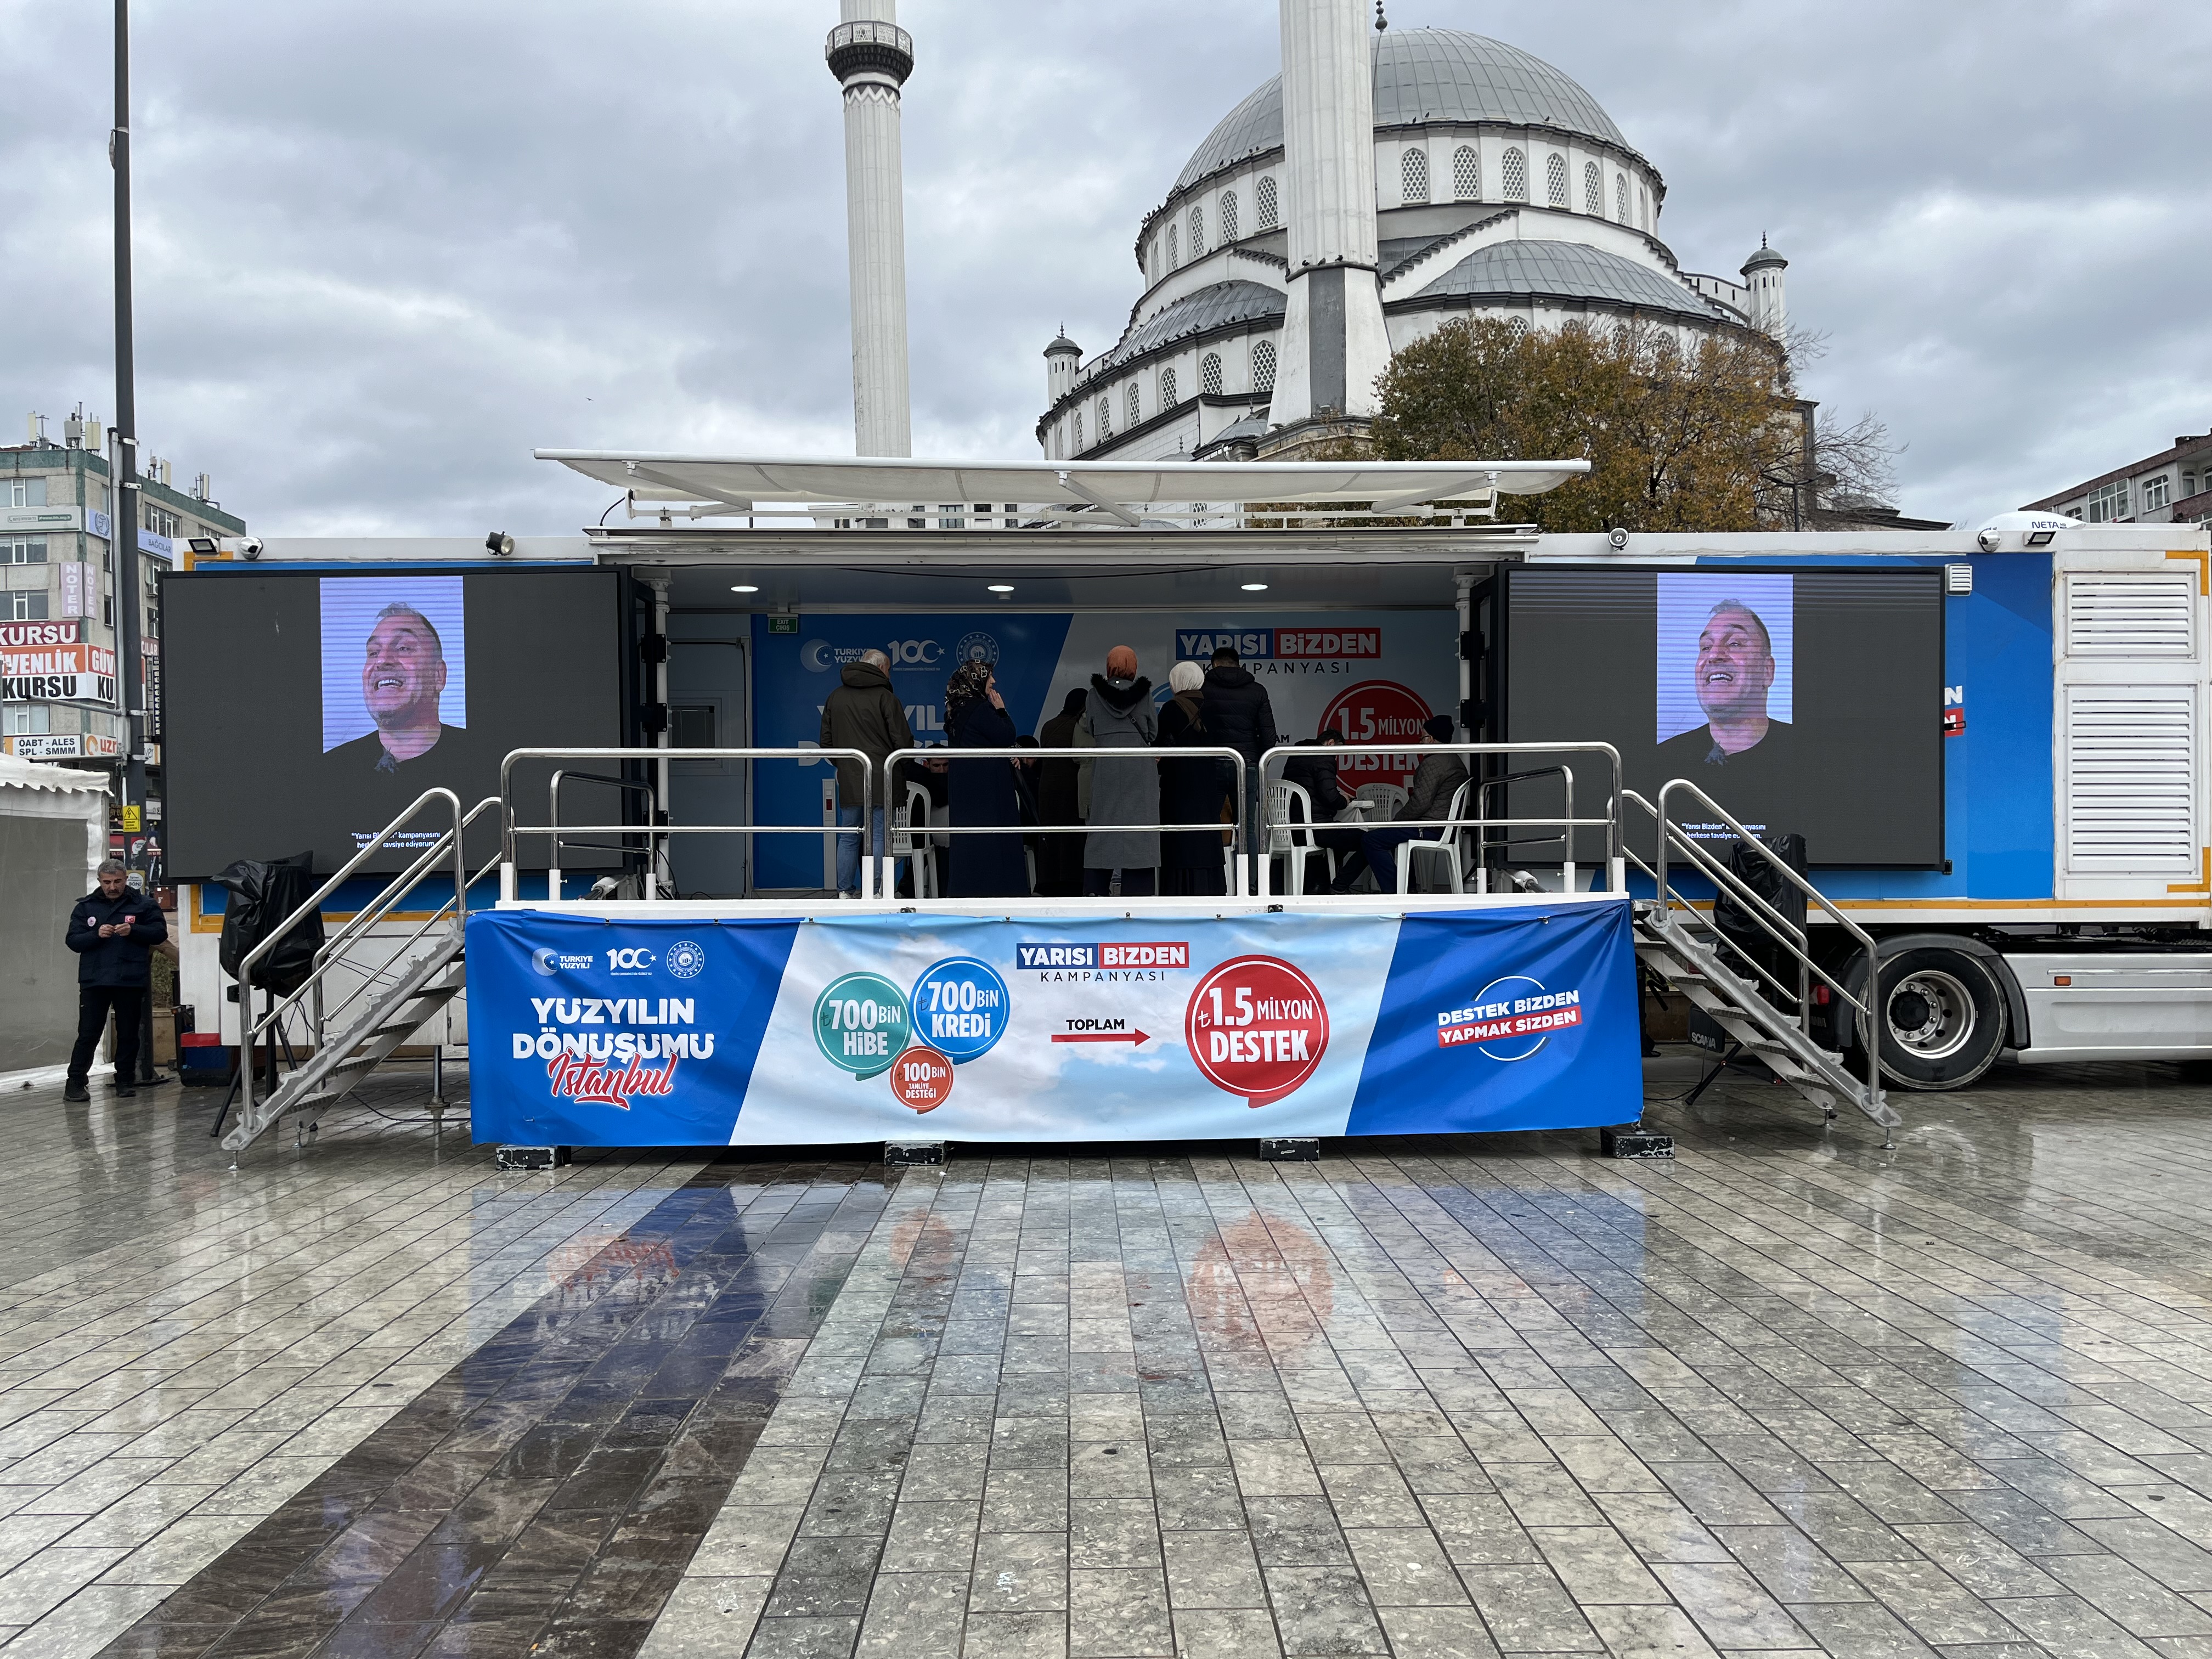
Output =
[
  {"x1": 223, "y1": 790, "x2": 498, "y2": 1155},
  {"x1": 1623, "y1": 783, "x2": 1898, "y2": 1144}
]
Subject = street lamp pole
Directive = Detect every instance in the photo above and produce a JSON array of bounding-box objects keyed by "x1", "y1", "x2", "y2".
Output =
[{"x1": 111, "y1": 0, "x2": 147, "y2": 840}]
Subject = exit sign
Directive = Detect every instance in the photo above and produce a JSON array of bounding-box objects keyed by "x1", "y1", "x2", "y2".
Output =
[{"x1": 768, "y1": 615, "x2": 799, "y2": 634}]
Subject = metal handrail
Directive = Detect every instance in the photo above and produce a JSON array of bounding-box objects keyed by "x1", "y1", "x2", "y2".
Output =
[
  {"x1": 1620, "y1": 792, "x2": 1809, "y2": 1008},
  {"x1": 550, "y1": 771, "x2": 663, "y2": 897},
  {"x1": 884, "y1": 744, "x2": 1253, "y2": 894},
  {"x1": 1642, "y1": 780, "x2": 1884, "y2": 1120},
  {"x1": 1256, "y1": 742, "x2": 1625, "y2": 896},
  {"x1": 500, "y1": 746, "x2": 878, "y2": 899},
  {"x1": 237, "y1": 787, "x2": 471, "y2": 1135}
]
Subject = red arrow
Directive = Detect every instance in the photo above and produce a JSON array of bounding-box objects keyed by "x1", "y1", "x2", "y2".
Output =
[{"x1": 1052, "y1": 1030, "x2": 1150, "y2": 1045}]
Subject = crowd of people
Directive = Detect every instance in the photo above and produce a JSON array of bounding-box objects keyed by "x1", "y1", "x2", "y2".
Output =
[{"x1": 820, "y1": 644, "x2": 1470, "y2": 900}]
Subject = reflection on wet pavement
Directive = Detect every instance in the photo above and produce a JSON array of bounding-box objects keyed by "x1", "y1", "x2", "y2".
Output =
[{"x1": 4, "y1": 1054, "x2": 2212, "y2": 1659}]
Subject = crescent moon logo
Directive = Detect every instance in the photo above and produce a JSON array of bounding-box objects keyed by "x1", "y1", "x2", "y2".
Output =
[
  {"x1": 531, "y1": 948, "x2": 560, "y2": 977},
  {"x1": 802, "y1": 639, "x2": 832, "y2": 672}
]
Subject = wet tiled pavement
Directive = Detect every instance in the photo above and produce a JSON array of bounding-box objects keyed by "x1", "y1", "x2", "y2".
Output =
[{"x1": 8, "y1": 1056, "x2": 2212, "y2": 1658}]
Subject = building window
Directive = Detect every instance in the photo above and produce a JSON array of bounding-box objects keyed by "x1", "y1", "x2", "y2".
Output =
[
  {"x1": 1453, "y1": 145, "x2": 1479, "y2": 200},
  {"x1": 144, "y1": 505, "x2": 179, "y2": 538},
  {"x1": 1160, "y1": 366, "x2": 1178, "y2": 406},
  {"x1": 1545, "y1": 153, "x2": 1568, "y2": 207},
  {"x1": 1255, "y1": 175, "x2": 1279, "y2": 231},
  {"x1": 1502, "y1": 147, "x2": 1526, "y2": 201},
  {"x1": 1401, "y1": 147, "x2": 1427, "y2": 204},
  {"x1": 2143, "y1": 475, "x2": 2171, "y2": 511},
  {"x1": 1166, "y1": 223, "x2": 1178, "y2": 268},
  {"x1": 1200, "y1": 353, "x2": 1223, "y2": 397},
  {"x1": 1073, "y1": 410, "x2": 1084, "y2": 450},
  {"x1": 5, "y1": 478, "x2": 48, "y2": 509},
  {"x1": 2083, "y1": 479, "x2": 2129, "y2": 522},
  {"x1": 1127, "y1": 382, "x2": 1142, "y2": 427},
  {"x1": 1583, "y1": 160, "x2": 1601, "y2": 215},
  {"x1": 1638, "y1": 185, "x2": 1649, "y2": 227},
  {"x1": 1, "y1": 537, "x2": 48, "y2": 565},
  {"x1": 1252, "y1": 339, "x2": 1277, "y2": 398},
  {"x1": 1615, "y1": 173, "x2": 1628, "y2": 222},
  {"x1": 1508, "y1": 317, "x2": 1531, "y2": 342},
  {"x1": 4, "y1": 703, "x2": 51, "y2": 736},
  {"x1": 1188, "y1": 204, "x2": 1205, "y2": 257},
  {"x1": 1221, "y1": 190, "x2": 1239, "y2": 242},
  {"x1": 1097, "y1": 396, "x2": 1112, "y2": 439},
  {"x1": 7, "y1": 592, "x2": 50, "y2": 621}
]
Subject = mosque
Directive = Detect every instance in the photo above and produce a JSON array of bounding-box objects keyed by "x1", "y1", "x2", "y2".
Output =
[{"x1": 1032, "y1": 21, "x2": 1790, "y2": 464}]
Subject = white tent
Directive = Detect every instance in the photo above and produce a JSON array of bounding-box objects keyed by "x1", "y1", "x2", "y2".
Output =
[{"x1": 0, "y1": 757, "x2": 112, "y2": 1073}]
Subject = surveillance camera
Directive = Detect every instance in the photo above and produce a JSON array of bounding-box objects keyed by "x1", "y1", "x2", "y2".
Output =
[
  {"x1": 1976, "y1": 527, "x2": 2001, "y2": 554},
  {"x1": 236, "y1": 535, "x2": 263, "y2": 561},
  {"x1": 1606, "y1": 527, "x2": 1629, "y2": 550},
  {"x1": 486, "y1": 531, "x2": 516, "y2": 557}
]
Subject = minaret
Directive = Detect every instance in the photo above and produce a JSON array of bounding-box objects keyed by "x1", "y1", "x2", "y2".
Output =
[
  {"x1": 1270, "y1": 0, "x2": 1392, "y2": 430},
  {"x1": 1044, "y1": 329, "x2": 1081, "y2": 405},
  {"x1": 826, "y1": 2, "x2": 914, "y2": 456},
  {"x1": 1741, "y1": 237, "x2": 1788, "y2": 338}
]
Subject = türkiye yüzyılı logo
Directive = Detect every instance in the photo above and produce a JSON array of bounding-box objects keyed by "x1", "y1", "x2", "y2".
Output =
[
  {"x1": 1437, "y1": 975, "x2": 1582, "y2": 1060},
  {"x1": 1185, "y1": 956, "x2": 1329, "y2": 1108},
  {"x1": 514, "y1": 994, "x2": 705, "y2": 1109}
]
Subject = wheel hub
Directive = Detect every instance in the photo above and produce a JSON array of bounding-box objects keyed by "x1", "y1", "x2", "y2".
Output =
[{"x1": 1887, "y1": 969, "x2": 1976, "y2": 1063}]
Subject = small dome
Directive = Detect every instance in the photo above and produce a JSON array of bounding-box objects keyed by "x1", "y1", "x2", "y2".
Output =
[
  {"x1": 1175, "y1": 28, "x2": 1630, "y2": 194},
  {"x1": 1741, "y1": 238, "x2": 1787, "y2": 273},
  {"x1": 1044, "y1": 331, "x2": 1081, "y2": 359}
]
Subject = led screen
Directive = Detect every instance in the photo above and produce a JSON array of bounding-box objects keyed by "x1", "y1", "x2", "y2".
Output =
[
  {"x1": 163, "y1": 567, "x2": 627, "y2": 879},
  {"x1": 1503, "y1": 566, "x2": 1943, "y2": 866}
]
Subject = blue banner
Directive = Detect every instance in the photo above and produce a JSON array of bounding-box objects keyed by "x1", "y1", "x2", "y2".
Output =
[{"x1": 466, "y1": 900, "x2": 1642, "y2": 1146}]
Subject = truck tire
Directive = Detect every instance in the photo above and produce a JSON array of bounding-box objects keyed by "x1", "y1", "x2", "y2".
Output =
[{"x1": 1853, "y1": 946, "x2": 2007, "y2": 1091}]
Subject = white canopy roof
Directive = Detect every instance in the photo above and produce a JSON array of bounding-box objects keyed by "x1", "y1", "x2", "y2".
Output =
[
  {"x1": 0, "y1": 754, "x2": 111, "y2": 796},
  {"x1": 536, "y1": 452, "x2": 1588, "y2": 518}
]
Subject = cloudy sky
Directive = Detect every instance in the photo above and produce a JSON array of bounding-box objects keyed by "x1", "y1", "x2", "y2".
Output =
[{"x1": 3, "y1": 0, "x2": 2205, "y2": 535}]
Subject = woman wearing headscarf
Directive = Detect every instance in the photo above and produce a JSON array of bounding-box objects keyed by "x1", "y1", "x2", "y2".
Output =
[
  {"x1": 1156, "y1": 661, "x2": 1231, "y2": 896},
  {"x1": 945, "y1": 659, "x2": 1030, "y2": 898}
]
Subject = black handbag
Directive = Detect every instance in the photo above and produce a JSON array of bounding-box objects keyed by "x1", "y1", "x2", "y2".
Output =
[{"x1": 212, "y1": 852, "x2": 325, "y2": 997}]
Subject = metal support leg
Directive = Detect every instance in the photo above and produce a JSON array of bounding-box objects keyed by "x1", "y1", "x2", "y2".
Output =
[{"x1": 1679, "y1": 1040, "x2": 1741, "y2": 1111}]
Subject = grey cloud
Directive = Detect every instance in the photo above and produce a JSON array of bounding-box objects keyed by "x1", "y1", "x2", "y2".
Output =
[{"x1": 1, "y1": 0, "x2": 2203, "y2": 534}]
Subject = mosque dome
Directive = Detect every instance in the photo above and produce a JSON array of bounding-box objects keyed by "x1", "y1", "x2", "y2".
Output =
[{"x1": 1175, "y1": 28, "x2": 1632, "y2": 193}]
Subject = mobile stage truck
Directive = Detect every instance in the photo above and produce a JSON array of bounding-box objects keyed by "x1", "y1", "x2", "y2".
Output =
[{"x1": 155, "y1": 456, "x2": 2210, "y2": 1158}]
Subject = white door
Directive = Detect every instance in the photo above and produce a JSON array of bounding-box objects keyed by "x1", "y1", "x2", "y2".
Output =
[{"x1": 2053, "y1": 552, "x2": 2207, "y2": 903}]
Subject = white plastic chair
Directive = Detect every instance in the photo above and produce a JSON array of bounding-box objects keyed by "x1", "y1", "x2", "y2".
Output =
[
  {"x1": 1396, "y1": 780, "x2": 1471, "y2": 895},
  {"x1": 1267, "y1": 780, "x2": 1333, "y2": 896},
  {"x1": 1355, "y1": 782, "x2": 1407, "y2": 822},
  {"x1": 891, "y1": 782, "x2": 938, "y2": 900}
]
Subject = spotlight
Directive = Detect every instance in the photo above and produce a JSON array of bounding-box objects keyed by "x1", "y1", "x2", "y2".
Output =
[
  {"x1": 987, "y1": 583, "x2": 1015, "y2": 594},
  {"x1": 485, "y1": 531, "x2": 515, "y2": 557},
  {"x1": 731, "y1": 584, "x2": 760, "y2": 594},
  {"x1": 2025, "y1": 528, "x2": 2057, "y2": 547},
  {"x1": 1240, "y1": 582, "x2": 1269, "y2": 591}
]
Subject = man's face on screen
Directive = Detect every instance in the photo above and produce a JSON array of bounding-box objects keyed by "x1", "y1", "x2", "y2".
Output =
[
  {"x1": 1693, "y1": 607, "x2": 1773, "y2": 723},
  {"x1": 362, "y1": 615, "x2": 447, "y2": 728}
]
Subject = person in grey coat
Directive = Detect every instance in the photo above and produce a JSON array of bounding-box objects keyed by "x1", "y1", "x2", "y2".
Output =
[{"x1": 1076, "y1": 646, "x2": 1159, "y2": 896}]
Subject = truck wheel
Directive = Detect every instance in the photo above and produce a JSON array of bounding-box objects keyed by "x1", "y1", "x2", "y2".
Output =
[{"x1": 1855, "y1": 947, "x2": 2007, "y2": 1091}]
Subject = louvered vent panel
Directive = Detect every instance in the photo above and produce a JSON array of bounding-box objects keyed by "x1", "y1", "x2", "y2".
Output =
[
  {"x1": 2066, "y1": 573, "x2": 2196, "y2": 657},
  {"x1": 2065, "y1": 688, "x2": 2197, "y2": 870}
]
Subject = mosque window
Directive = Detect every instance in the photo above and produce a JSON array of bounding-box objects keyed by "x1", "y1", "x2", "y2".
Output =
[
  {"x1": 1583, "y1": 161, "x2": 1601, "y2": 215},
  {"x1": 1252, "y1": 339, "x2": 1277, "y2": 398},
  {"x1": 1639, "y1": 186, "x2": 1650, "y2": 228},
  {"x1": 1545, "y1": 153, "x2": 1568, "y2": 208},
  {"x1": 1502, "y1": 148, "x2": 1526, "y2": 202},
  {"x1": 1160, "y1": 366, "x2": 1178, "y2": 406},
  {"x1": 1452, "y1": 145, "x2": 1479, "y2": 201},
  {"x1": 1615, "y1": 172, "x2": 1628, "y2": 223},
  {"x1": 1167, "y1": 223, "x2": 1178, "y2": 268},
  {"x1": 1401, "y1": 147, "x2": 1428, "y2": 205},
  {"x1": 1097, "y1": 396, "x2": 1112, "y2": 439},
  {"x1": 1188, "y1": 204, "x2": 1206, "y2": 257},
  {"x1": 1073, "y1": 409, "x2": 1084, "y2": 450},
  {"x1": 1221, "y1": 191, "x2": 1239, "y2": 242},
  {"x1": 1508, "y1": 317, "x2": 1531, "y2": 342},
  {"x1": 1127, "y1": 382, "x2": 1142, "y2": 427},
  {"x1": 1256, "y1": 175, "x2": 1279, "y2": 230},
  {"x1": 1200, "y1": 353, "x2": 1223, "y2": 397}
]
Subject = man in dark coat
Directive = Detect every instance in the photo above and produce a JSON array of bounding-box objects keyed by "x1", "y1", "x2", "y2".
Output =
[
  {"x1": 1345, "y1": 716, "x2": 1471, "y2": 894},
  {"x1": 1200, "y1": 647, "x2": 1279, "y2": 888},
  {"x1": 1282, "y1": 733, "x2": 1366, "y2": 893},
  {"x1": 64, "y1": 860, "x2": 168, "y2": 1101},
  {"x1": 820, "y1": 648, "x2": 915, "y2": 896},
  {"x1": 1033, "y1": 687, "x2": 1088, "y2": 896}
]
